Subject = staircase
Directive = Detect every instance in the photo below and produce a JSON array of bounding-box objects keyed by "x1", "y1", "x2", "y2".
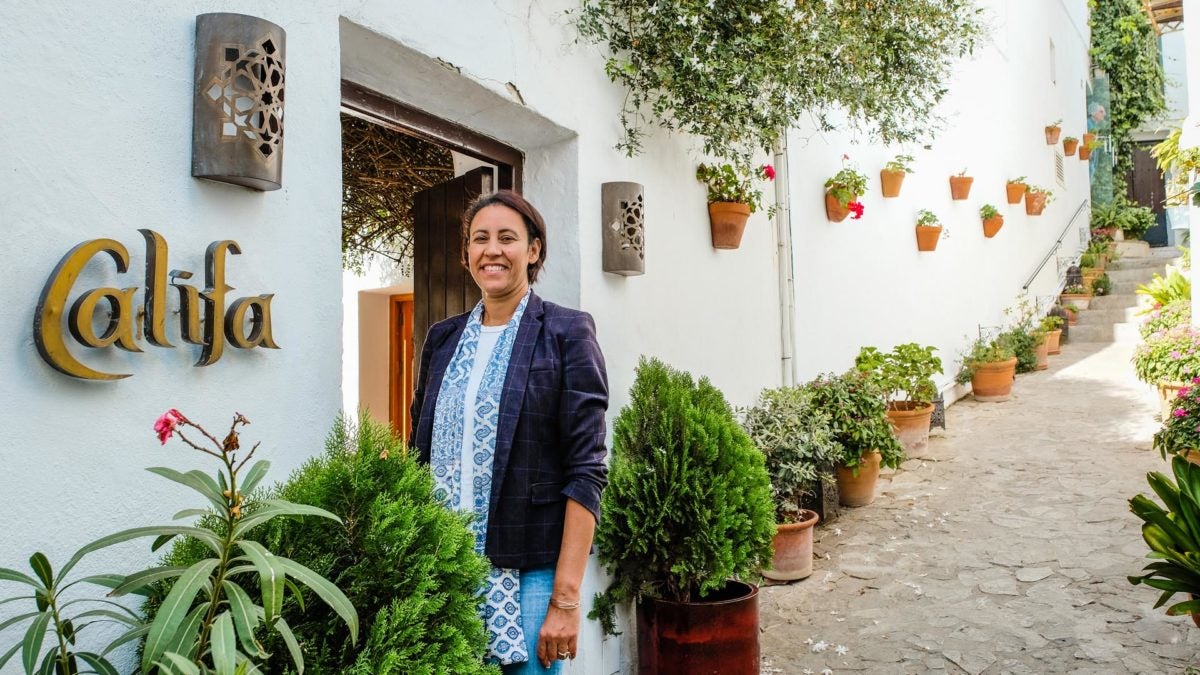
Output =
[{"x1": 1069, "y1": 248, "x2": 1181, "y2": 344}]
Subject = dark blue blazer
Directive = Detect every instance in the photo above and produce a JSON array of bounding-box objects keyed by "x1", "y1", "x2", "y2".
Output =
[{"x1": 409, "y1": 292, "x2": 609, "y2": 569}]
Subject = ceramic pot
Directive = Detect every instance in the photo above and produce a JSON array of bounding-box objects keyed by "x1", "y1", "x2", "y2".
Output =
[
  {"x1": 637, "y1": 580, "x2": 759, "y2": 675},
  {"x1": 836, "y1": 452, "x2": 882, "y2": 507},
  {"x1": 1025, "y1": 192, "x2": 1047, "y2": 216},
  {"x1": 708, "y1": 202, "x2": 750, "y2": 249},
  {"x1": 1045, "y1": 126, "x2": 1062, "y2": 144},
  {"x1": 1046, "y1": 329, "x2": 1062, "y2": 355},
  {"x1": 916, "y1": 225, "x2": 942, "y2": 252},
  {"x1": 886, "y1": 403, "x2": 934, "y2": 456},
  {"x1": 880, "y1": 170, "x2": 905, "y2": 198},
  {"x1": 763, "y1": 510, "x2": 819, "y2": 581},
  {"x1": 825, "y1": 192, "x2": 852, "y2": 222},
  {"x1": 949, "y1": 176, "x2": 974, "y2": 200},
  {"x1": 1063, "y1": 138, "x2": 1079, "y2": 156},
  {"x1": 971, "y1": 357, "x2": 1018, "y2": 401},
  {"x1": 983, "y1": 215, "x2": 1004, "y2": 238},
  {"x1": 1006, "y1": 182, "x2": 1027, "y2": 204}
]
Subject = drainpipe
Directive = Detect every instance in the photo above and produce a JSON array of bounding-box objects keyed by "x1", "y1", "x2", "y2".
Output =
[{"x1": 773, "y1": 133, "x2": 798, "y2": 387}]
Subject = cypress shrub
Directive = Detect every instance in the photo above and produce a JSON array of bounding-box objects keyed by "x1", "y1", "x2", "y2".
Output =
[{"x1": 590, "y1": 357, "x2": 775, "y2": 635}]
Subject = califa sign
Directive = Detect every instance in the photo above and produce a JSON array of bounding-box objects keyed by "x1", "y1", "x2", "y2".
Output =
[{"x1": 33, "y1": 229, "x2": 279, "y2": 380}]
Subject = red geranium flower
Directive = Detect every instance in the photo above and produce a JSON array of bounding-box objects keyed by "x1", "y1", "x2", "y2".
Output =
[
  {"x1": 848, "y1": 200, "x2": 865, "y2": 219},
  {"x1": 761, "y1": 164, "x2": 776, "y2": 180}
]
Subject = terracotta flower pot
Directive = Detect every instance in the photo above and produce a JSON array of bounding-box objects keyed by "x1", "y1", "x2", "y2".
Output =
[
  {"x1": 1035, "y1": 342, "x2": 1049, "y2": 370},
  {"x1": 982, "y1": 215, "x2": 1004, "y2": 238},
  {"x1": 1159, "y1": 381, "x2": 1188, "y2": 421},
  {"x1": 1082, "y1": 269, "x2": 1102, "y2": 286},
  {"x1": 915, "y1": 225, "x2": 942, "y2": 252},
  {"x1": 1046, "y1": 329, "x2": 1062, "y2": 355},
  {"x1": 971, "y1": 357, "x2": 1018, "y2": 402},
  {"x1": 1079, "y1": 146, "x2": 1092, "y2": 161},
  {"x1": 1065, "y1": 308, "x2": 1078, "y2": 326},
  {"x1": 1061, "y1": 293, "x2": 1091, "y2": 310},
  {"x1": 1083, "y1": 132, "x2": 1096, "y2": 146},
  {"x1": 1045, "y1": 125, "x2": 1062, "y2": 144},
  {"x1": 836, "y1": 452, "x2": 882, "y2": 507},
  {"x1": 763, "y1": 510, "x2": 819, "y2": 581},
  {"x1": 1025, "y1": 192, "x2": 1047, "y2": 216},
  {"x1": 637, "y1": 580, "x2": 759, "y2": 675},
  {"x1": 708, "y1": 202, "x2": 751, "y2": 249},
  {"x1": 825, "y1": 192, "x2": 853, "y2": 222},
  {"x1": 1063, "y1": 138, "x2": 1079, "y2": 156},
  {"x1": 949, "y1": 176, "x2": 974, "y2": 200},
  {"x1": 880, "y1": 169, "x2": 905, "y2": 198},
  {"x1": 886, "y1": 402, "x2": 934, "y2": 456},
  {"x1": 1006, "y1": 182, "x2": 1027, "y2": 204}
]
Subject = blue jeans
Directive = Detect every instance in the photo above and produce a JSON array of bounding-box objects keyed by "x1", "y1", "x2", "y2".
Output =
[{"x1": 501, "y1": 566, "x2": 563, "y2": 674}]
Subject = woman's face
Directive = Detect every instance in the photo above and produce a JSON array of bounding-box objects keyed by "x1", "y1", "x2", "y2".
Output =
[{"x1": 467, "y1": 204, "x2": 541, "y2": 298}]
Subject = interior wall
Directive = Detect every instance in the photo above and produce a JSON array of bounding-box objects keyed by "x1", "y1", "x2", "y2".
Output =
[{"x1": 357, "y1": 291, "x2": 393, "y2": 423}]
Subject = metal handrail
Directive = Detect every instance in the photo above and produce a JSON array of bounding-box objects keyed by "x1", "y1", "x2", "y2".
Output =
[{"x1": 1022, "y1": 199, "x2": 1091, "y2": 290}]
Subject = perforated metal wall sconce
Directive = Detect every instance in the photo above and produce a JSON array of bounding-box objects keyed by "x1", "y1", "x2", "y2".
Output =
[
  {"x1": 601, "y1": 182, "x2": 645, "y2": 276},
  {"x1": 192, "y1": 13, "x2": 286, "y2": 191}
]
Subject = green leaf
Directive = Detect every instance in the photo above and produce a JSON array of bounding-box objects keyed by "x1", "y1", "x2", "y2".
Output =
[
  {"x1": 1166, "y1": 598, "x2": 1200, "y2": 616},
  {"x1": 221, "y1": 581, "x2": 264, "y2": 658},
  {"x1": 152, "y1": 534, "x2": 177, "y2": 552},
  {"x1": 27, "y1": 554, "x2": 53, "y2": 590},
  {"x1": 146, "y1": 467, "x2": 227, "y2": 512},
  {"x1": 35, "y1": 649, "x2": 54, "y2": 675},
  {"x1": 284, "y1": 578, "x2": 305, "y2": 613},
  {"x1": 236, "y1": 542, "x2": 283, "y2": 625},
  {"x1": 276, "y1": 557, "x2": 358, "y2": 643},
  {"x1": 60, "y1": 527, "x2": 221, "y2": 583},
  {"x1": 0, "y1": 568, "x2": 43, "y2": 590},
  {"x1": 172, "y1": 509, "x2": 213, "y2": 521},
  {"x1": 273, "y1": 617, "x2": 304, "y2": 674},
  {"x1": 61, "y1": 618, "x2": 76, "y2": 645},
  {"x1": 141, "y1": 558, "x2": 218, "y2": 672},
  {"x1": 70, "y1": 574, "x2": 129, "y2": 592},
  {"x1": 71, "y1": 609, "x2": 139, "y2": 628},
  {"x1": 155, "y1": 651, "x2": 201, "y2": 675},
  {"x1": 231, "y1": 500, "x2": 341, "y2": 539},
  {"x1": 75, "y1": 652, "x2": 119, "y2": 675},
  {"x1": 0, "y1": 642, "x2": 21, "y2": 671},
  {"x1": 99, "y1": 624, "x2": 150, "y2": 657},
  {"x1": 107, "y1": 566, "x2": 189, "y2": 597},
  {"x1": 211, "y1": 612, "x2": 236, "y2": 675},
  {"x1": 238, "y1": 461, "x2": 271, "y2": 496},
  {"x1": 0, "y1": 611, "x2": 40, "y2": 636},
  {"x1": 21, "y1": 610, "x2": 51, "y2": 675},
  {"x1": 161, "y1": 604, "x2": 207, "y2": 665}
]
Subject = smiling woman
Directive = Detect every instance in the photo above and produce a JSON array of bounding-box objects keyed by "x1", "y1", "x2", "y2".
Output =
[{"x1": 409, "y1": 190, "x2": 609, "y2": 673}]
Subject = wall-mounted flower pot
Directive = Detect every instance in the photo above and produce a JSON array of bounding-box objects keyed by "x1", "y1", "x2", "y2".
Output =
[
  {"x1": 1005, "y1": 182, "x2": 1027, "y2": 204},
  {"x1": 836, "y1": 452, "x2": 881, "y2": 507},
  {"x1": 636, "y1": 580, "x2": 759, "y2": 675},
  {"x1": 1045, "y1": 125, "x2": 1062, "y2": 145},
  {"x1": 971, "y1": 357, "x2": 1018, "y2": 401},
  {"x1": 949, "y1": 176, "x2": 974, "y2": 200},
  {"x1": 982, "y1": 215, "x2": 1004, "y2": 238},
  {"x1": 1079, "y1": 146, "x2": 1092, "y2": 161},
  {"x1": 708, "y1": 202, "x2": 750, "y2": 249},
  {"x1": 602, "y1": 182, "x2": 645, "y2": 275},
  {"x1": 1025, "y1": 192, "x2": 1047, "y2": 216},
  {"x1": 762, "y1": 510, "x2": 819, "y2": 581},
  {"x1": 1063, "y1": 138, "x2": 1079, "y2": 156},
  {"x1": 915, "y1": 225, "x2": 942, "y2": 252},
  {"x1": 825, "y1": 192, "x2": 853, "y2": 222},
  {"x1": 880, "y1": 169, "x2": 905, "y2": 198},
  {"x1": 1046, "y1": 328, "x2": 1062, "y2": 354}
]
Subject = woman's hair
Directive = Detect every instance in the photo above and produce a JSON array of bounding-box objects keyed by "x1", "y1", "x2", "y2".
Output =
[{"x1": 461, "y1": 189, "x2": 548, "y2": 284}]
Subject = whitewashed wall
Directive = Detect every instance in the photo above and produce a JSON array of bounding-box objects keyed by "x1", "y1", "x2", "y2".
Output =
[{"x1": 0, "y1": 1, "x2": 1092, "y2": 673}]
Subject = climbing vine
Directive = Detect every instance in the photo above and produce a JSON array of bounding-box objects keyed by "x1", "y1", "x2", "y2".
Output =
[
  {"x1": 574, "y1": 0, "x2": 984, "y2": 170},
  {"x1": 1089, "y1": 0, "x2": 1166, "y2": 182}
]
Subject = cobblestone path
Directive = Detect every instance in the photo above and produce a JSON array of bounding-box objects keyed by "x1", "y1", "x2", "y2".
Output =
[{"x1": 760, "y1": 340, "x2": 1200, "y2": 674}]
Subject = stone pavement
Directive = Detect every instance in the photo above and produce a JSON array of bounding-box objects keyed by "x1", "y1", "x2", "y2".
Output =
[{"x1": 760, "y1": 338, "x2": 1200, "y2": 674}]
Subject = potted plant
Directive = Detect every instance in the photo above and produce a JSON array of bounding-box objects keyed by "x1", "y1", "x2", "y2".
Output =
[
  {"x1": 805, "y1": 371, "x2": 906, "y2": 508},
  {"x1": 1063, "y1": 136, "x2": 1080, "y2": 156},
  {"x1": 1025, "y1": 185, "x2": 1052, "y2": 216},
  {"x1": 1141, "y1": 300, "x2": 1192, "y2": 340},
  {"x1": 1006, "y1": 176, "x2": 1028, "y2": 204},
  {"x1": 593, "y1": 357, "x2": 775, "y2": 674},
  {"x1": 980, "y1": 204, "x2": 1004, "y2": 238},
  {"x1": 1061, "y1": 283, "x2": 1092, "y2": 310},
  {"x1": 949, "y1": 168, "x2": 974, "y2": 200},
  {"x1": 1091, "y1": 273, "x2": 1112, "y2": 297},
  {"x1": 824, "y1": 157, "x2": 867, "y2": 222},
  {"x1": 1128, "y1": 456, "x2": 1200, "y2": 626},
  {"x1": 956, "y1": 336, "x2": 1018, "y2": 401},
  {"x1": 1153, "y1": 380, "x2": 1200, "y2": 464},
  {"x1": 741, "y1": 386, "x2": 839, "y2": 581},
  {"x1": 1133, "y1": 326, "x2": 1200, "y2": 420},
  {"x1": 880, "y1": 154, "x2": 914, "y2": 198},
  {"x1": 1080, "y1": 136, "x2": 1100, "y2": 161},
  {"x1": 915, "y1": 209, "x2": 945, "y2": 252},
  {"x1": 1045, "y1": 119, "x2": 1063, "y2": 145},
  {"x1": 1042, "y1": 314, "x2": 1065, "y2": 355},
  {"x1": 854, "y1": 344, "x2": 943, "y2": 456},
  {"x1": 1063, "y1": 302, "x2": 1080, "y2": 326},
  {"x1": 1080, "y1": 252, "x2": 1102, "y2": 286},
  {"x1": 696, "y1": 162, "x2": 775, "y2": 249}
]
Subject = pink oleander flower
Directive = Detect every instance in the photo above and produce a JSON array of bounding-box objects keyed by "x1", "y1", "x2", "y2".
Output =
[
  {"x1": 155, "y1": 409, "x2": 187, "y2": 445},
  {"x1": 1175, "y1": 408, "x2": 1188, "y2": 418}
]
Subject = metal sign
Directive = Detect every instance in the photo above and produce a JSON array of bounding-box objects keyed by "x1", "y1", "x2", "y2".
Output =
[{"x1": 33, "y1": 230, "x2": 279, "y2": 380}]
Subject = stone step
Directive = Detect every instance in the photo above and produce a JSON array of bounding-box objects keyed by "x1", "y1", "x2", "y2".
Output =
[
  {"x1": 1111, "y1": 256, "x2": 1178, "y2": 270},
  {"x1": 1066, "y1": 322, "x2": 1142, "y2": 344},
  {"x1": 1075, "y1": 307, "x2": 1142, "y2": 325},
  {"x1": 1104, "y1": 266, "x2": 1165, "y2": 283},
  {"x1": 1113, "y1": 279, "x2": 1150, "y2": 295},
  {"x1": 1088, "y1": 294, "x2": 1140, "y2": 310}
]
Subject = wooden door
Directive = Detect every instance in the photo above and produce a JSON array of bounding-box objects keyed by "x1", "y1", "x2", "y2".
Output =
[
  {"x1": 1127, "y1": 143, "x2": 1168, "y2": 247},
  {"x1": 412, "y1": 166, "x2": 493, "y2": 367},
  {"x1": 390, "y1": 294, "x2": 414, "y2": 441}
]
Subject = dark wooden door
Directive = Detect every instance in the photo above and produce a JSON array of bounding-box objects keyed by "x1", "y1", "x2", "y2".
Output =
[
  {"x1": 412, "y1": 166, "x2": 492, "y2": 366},
  {"x1": 1127, "y1": 143, "x2": 1168, "y2": 247}
]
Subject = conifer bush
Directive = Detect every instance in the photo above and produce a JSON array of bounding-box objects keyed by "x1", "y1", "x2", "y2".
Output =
[
  {"x1": 153, "y1": 414, "x2": 498, "y2": 674},
  {"x1": 591, "y1": 357, "x2": 775, "y2": 635}
]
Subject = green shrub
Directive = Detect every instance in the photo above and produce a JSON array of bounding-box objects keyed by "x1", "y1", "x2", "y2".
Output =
[
  {"x1": 803, "y1": 371, "x2": 904, "y2": 471},
  {"x1": 999, "y1": 328, "x2": 1039, "y2": 374},
  {"x1": 854, "y1": 343, "x2": 943, "y2": 408},
  {"x1": 1091, "y1": 273, "x2": 1113, "y2": 296},
  {"x1": 151, "y1": 414, "x2": 498, "y2": 675},
  {"x1": 1133, "y1": 325, "x2": 1200, "y2": 385},
  {"x1": 956, "y1": 337, "x2": 1017, "y2": 385},
  {"x1": 591, "y1": 357, "x2": 774, "y2": 634}
]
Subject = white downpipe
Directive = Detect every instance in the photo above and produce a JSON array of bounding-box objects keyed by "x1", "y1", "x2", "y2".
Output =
[{"x1": 774, "y1": 134, "x2": 798, "y2": 387}]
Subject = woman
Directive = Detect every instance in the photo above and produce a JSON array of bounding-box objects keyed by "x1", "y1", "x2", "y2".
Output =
[{"x1": 409, "y1": 190, "x2": 609, "y2": 672}]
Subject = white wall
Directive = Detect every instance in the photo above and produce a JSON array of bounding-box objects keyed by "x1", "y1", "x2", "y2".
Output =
[{"x1": 1163, "y1": 31, "x2": 1190, "y2": 124}]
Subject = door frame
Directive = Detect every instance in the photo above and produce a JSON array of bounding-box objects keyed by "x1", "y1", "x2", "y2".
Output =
[{"x1": 389, "y1": 293, "x2": 415, "y2": 441}]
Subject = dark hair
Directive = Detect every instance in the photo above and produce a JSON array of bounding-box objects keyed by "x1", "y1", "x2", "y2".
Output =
[{"x1": 461, "y1": 190, "x2": 547, "y2": 284}]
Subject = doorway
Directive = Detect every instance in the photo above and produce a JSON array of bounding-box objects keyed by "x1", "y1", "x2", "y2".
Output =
[
  {"x1": 1127, "y1": 142, "x2": 1168, "y2": 247},
  {"x1": 340, "y1": 81, "x2": 523, "y2": 438}
]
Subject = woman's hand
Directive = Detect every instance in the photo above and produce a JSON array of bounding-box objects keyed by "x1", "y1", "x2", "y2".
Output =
[{"x1": 538, "y1": 603, "x2": 580, "y2": 667}]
